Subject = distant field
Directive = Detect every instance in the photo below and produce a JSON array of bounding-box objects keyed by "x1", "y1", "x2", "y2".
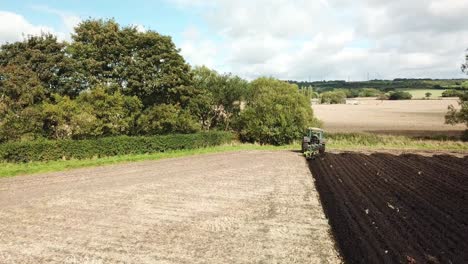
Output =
[
  {"x1": 314, "y1": 98, "x2": 466, "y2": 136},
  {"x1": 397, "y1": 89, "x2": 445, "y2": 99}
]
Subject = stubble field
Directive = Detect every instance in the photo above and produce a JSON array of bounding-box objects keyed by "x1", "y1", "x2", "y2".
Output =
[
  {"x1": 313, "y1": 98, "x2": 466, "y2": 136},
  {"x1": 0, "y1": 151, "x2": 340, "y2": 264}
]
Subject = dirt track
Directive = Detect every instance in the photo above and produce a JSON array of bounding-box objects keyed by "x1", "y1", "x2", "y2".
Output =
[
  {"x1": 0, "y1": 151, "x2": 340, "y2": 264},
  {"x1": 308, "y1": 152, "x2": 468, "y2": 264}
]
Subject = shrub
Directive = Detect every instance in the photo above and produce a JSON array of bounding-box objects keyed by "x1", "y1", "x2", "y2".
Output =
[
  {"x1": 236, "y1": 78, "x2": 321, "y2": 145},
  {"x1": 334, "y1": 89, "x2": 359, "y2": 98},
  {"x1": 320, "y1": 91, "x2": 347, "y2": 104},
  {"x1": 388, "y1": 91, "x2": 412, "y2": 100},
  {"x1": 0, "y1": 131, "x2": 233, "y2": 163},
  {"x1": 445, "y1": 93, "x2": 468, "y2": 132},
  {"x1": 461, "y1": 130, "x2": 468, "y2": 142},
  {"x1": 137, "y1": 104, "x2": 200, "y2": 135},
  {"x1": 442, "y1": 89, "x2": 464, "y2": 97},
  {"x1": 358, "y1": 88, "x2": 381, "y2": 97},
  {"x1": 377, "y1": 93, "x2": 389, "y2": 100}
]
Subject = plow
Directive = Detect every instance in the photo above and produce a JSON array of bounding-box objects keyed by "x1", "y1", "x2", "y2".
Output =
[{"x1": 301, "y1": 127, "x2": 326, "y2": 159}]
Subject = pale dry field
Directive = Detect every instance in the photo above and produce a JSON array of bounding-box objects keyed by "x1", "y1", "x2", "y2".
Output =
[
  {"x1": 0, "y1": 151, "x2": 340, "y2": 264},
  {"x1": 314, "y1": 98, "x2": 466, "y2": 136}
]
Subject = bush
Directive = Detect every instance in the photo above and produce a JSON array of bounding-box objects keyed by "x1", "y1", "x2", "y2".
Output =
[
  {"x1": 388, "y1": 91, "x2": 412, "y2": 100},
  {"x1": 320, "y1": 91, "x2": 347, "y2": 104},
  {"x1": 0, "y1": 131, "x2": 233, "y2": 163},
  {"x1": 137, "y1": 104, "x2": 200, "y2": 135},
  {"x1": 334, "y1": 89, "x2": 358, "y2": 98},
  {"x1": 377, "y1": 93, "x2": 389, "y2": 100},
  {"x1": 461, "y1": 130, "x2": 468, "y2": 142},
  {"x1": 236, "y1": 78, "x2": 321, "y2": 145},
  {"x1": 442, "y1": 89, "x2": 464, "y2": 97},
  {"x1": 358, "y1": 88, "x2": 381, "y2": 97}
]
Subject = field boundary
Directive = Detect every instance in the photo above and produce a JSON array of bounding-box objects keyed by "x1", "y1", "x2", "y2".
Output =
[{"x1": 0, "y1": 143, "x2": 296, "y2": 178}]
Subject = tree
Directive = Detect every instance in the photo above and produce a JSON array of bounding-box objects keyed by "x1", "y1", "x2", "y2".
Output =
[
  {"x1": 388, "y1": 91, "x2": 412, "y2": 100},
  {"x1": 445, "y1": 93, "x2": 468, "y2": 140},
  {"x1": 42, "y1": 87, "x2": 143, "y2": 139},
  {"x1": 425, "y1": 92, "x2": 432, "y2": 98},
  {"x1": 0, "y1": 66, "x2": 46, "y2": 142},
  {"x1": 445, "y1": 51, "x2": 468, "y2": 140},
  {"x1": 42, "y1": 95, "x2": 97, "y2": 139},
  {"x1": 76, "y1": 87, "x2": 143, "y2": 137},
  {"x1": 0, "y1": 65, "x2": 46, "y2": 110},
  {"x1": 69, "y1": 19, "x2": 194, "y2": 107},
  {"x1": 442, "y1": 89, "x2": 464, "y2": 97},
  {"x1": 189, "y1": 66, "x2": 248, "y2": 130},
  {"x1": 137, "y1": 104, "x2": 200, "y2": 135},
  {"x1": 236, "y1": 78, "x2": 321, "y2": 145},
  {"x1": 0, "y1": 34, "x2": 81, "y2": 97},
  {"x1": 358, "y1": 88, "x2": 380, "y2": 97},
  {"x1": 462, "y1": 49, "x2": 467, "y2": 73},
  {"x1": 320, "y1": 91, "x2": 347, "y2": 104}
]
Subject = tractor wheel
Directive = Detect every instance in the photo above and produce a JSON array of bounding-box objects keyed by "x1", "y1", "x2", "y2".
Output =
[
  {"x1": 301, "y1": 143, "x2": 309, "y2": 153},
  {"x1": 319, "y1": 145, "x2": 326, "y2": 155}
]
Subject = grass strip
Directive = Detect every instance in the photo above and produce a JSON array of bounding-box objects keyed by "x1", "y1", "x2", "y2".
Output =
[
  {"x1": 0, "y1": 143, "x2": 295, "y2": 178},
  {"x1": 327, "y1": 133, "x2": 468, "y2": 151}
]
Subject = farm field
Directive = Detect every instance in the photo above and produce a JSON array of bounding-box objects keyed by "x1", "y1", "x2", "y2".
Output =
[
  {"x1": 396, "y1": 89, "x2": 445, "y2": 98},
  {"x1": 308, "y1": 152, "x2": 468, "y2": 264},
  {"x1": 0, "y1": 151, "x2": 340, "y2": 264},
  {"x1": 313, "y1": 98, "x2": 466, "y2": 136}
]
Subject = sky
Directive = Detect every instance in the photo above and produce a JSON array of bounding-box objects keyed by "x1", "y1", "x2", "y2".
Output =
[{"x1": 1, "y1": 0, "x2": 467, "y2": 81}]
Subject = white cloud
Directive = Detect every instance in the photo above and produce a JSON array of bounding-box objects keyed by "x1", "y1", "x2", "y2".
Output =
[
  {"x1": 0, "y1": 11, "x2": 56, "y2": 43},
  {"x1": 30, "y1": 5, "x2": 81, "y2": 39},
  {"x1": 171, "y1": 0, "x2": 468, "y2": 80},
  {"x1": 0, "y1": 8, "x2": 80, "y2": 44},
  {"x1": 179, "y1": 26, "x2": 219, "y2": 69}
]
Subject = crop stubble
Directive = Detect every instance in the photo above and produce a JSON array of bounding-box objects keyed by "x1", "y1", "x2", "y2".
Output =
[{"x1": 0, "y1": 151, "x2": 339, "y2": 264}]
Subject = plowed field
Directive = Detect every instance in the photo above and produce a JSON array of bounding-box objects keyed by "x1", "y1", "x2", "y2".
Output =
[{"x1": 308, "y1": 152, "x2": 468, "y2": 264}]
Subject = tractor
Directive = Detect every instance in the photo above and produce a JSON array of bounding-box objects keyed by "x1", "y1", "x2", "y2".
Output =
[{"x1": 302, "y1": 127, "x2": 326, "y2": 159}]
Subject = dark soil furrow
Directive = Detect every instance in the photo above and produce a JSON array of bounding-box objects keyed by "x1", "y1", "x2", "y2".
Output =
[
  {"x1": 308, "y1": 152, "x2": 468, "y2": 264},
  {"x1": 357, "y1": 154, "x2": 465, "y2": 259}
]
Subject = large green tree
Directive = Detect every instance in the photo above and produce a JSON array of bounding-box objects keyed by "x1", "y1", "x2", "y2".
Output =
[
  {"x1": 236, "y1": 78, "x2": 321, "y2": 145},
  {"x1": 69, "y1": 19, "x2": 194, "y2": 107},
  {"x1": 0, "y1": 65, "x2": 45, "y2": 141},
  {"x1": 0, "y1": 34, "x2": 81, "y2": 97}
]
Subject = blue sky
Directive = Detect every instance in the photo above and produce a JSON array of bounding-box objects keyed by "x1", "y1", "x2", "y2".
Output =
[
  {"x1": 1, "y1": 0, "x2": 467, "y2": 80},
  {"x1": 1, "y1": 1, "x2": 201, "y2": 43}
]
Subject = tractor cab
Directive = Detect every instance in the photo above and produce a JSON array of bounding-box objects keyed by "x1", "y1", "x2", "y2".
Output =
[
  {"x1": 302, "y1": 127, "x2": 326, "y2": 158},
  {"x1": 305, "y1": 127, "x2": 324, "y2": 143}
]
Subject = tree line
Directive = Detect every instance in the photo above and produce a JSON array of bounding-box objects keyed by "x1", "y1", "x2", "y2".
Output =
[
  {"x1": 0, "y1": 19, "x2": 319, "y2": 145},
  {"x1": 288, "y1": 78, "x2": 468, "y2": 92}
]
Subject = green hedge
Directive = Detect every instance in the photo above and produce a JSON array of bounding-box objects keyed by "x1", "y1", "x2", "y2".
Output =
[{"x1": 0, "y1": 132, "x2": 233, "y2": 163}]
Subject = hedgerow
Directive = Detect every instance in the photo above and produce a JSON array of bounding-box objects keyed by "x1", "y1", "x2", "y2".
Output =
[{"x1": 0, "y1": 131, "x2": 233, "y2": 163}]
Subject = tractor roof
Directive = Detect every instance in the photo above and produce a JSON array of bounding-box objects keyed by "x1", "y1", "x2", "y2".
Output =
[{"x1": 307, "y1": 127, "x2": 323, "y2": 131}]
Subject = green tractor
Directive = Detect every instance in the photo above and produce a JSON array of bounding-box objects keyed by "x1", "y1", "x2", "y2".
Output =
[{"x1": 302, "y1": 127, "x2": 326, "y2": 159}]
